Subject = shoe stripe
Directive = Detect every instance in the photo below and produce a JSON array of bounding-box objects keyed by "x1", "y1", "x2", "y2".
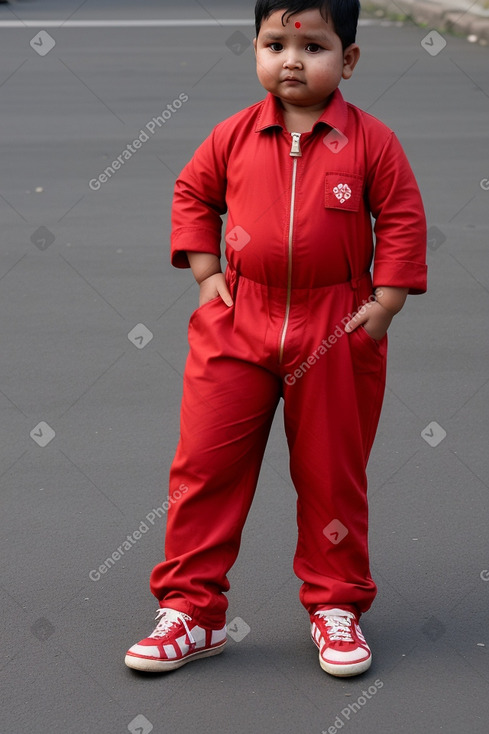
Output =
[
  {"x1": 129, "y1": 618, "x2": 227, "y2": 664},
  {"x1": 163, "y1": 643, "x2": 178, "y2": 659},
  {"x1": 176, "y1": 634, "x2": 190, "y2": 656},
  {"x1": 211, "y1": 627, "x2": 227, "y2": 645},
  {"x1": 311, "y1": 624, "x2": 325, "y2": 649},
  {"x1": 355, "y1": 624, "x2": 366, "y2": 642}
]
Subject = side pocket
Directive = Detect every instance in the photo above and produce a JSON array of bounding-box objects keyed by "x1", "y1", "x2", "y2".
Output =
[
  {"x1": 188, "y1": 295, "x2": 222, "y2": 326},
  {"x1": 348, "y1": 325, "x2": 387, "y2": 373}
]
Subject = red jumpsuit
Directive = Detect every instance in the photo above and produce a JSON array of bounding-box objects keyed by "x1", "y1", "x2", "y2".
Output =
[{"x1": 150, "y1": 89, "x2": 427, "y2": 628}]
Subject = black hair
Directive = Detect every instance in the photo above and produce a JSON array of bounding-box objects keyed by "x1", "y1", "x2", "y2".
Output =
[{"x1": 255, "y1": 0, "x2": 360, "y2": 49}]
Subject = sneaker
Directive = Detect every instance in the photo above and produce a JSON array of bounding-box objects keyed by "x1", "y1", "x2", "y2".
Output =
[
  {"x1": 311, "y1": 608, "x2": 372, "y2": 677},
  {"x1": 125, "y1": 607, "x2": 227, "y2": 672}
]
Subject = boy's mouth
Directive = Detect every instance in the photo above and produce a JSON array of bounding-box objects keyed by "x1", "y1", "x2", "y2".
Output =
[{"x1": 282, "y1": 76, "x2": 303, "y2": 84}]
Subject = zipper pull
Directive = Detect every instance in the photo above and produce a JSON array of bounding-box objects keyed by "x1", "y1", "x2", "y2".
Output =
[{"x1": 290, "y1": 132, "x2": 302, "y2": 157}]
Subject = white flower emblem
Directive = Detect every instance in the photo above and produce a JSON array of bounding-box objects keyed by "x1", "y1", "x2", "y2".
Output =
[{"x1": 333, "y1": 183, "x2": 352, "y2": 204}]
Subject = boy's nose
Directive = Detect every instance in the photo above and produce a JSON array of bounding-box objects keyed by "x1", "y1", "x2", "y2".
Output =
[{"x1": 283, "y1": 57, "x2": 303, "y2": 70}]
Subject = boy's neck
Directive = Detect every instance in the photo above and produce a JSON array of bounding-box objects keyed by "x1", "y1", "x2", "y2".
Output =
[
  {"x1": 282, "y1": 109, "x2": 322, "y2": 134},
  {"x1": 284, "y1": 108, "x2": 324, "y2": 133},
  {"x1": 279, "y1": 96, "x2": 332, "y2": 134}
]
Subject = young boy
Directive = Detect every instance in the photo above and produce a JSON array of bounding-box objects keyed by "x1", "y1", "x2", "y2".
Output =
[{"x1": 125, "y1": 0, "x2": 427, "y2": 678}]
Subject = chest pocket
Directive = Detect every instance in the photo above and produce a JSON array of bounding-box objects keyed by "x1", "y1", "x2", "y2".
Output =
[{"x1": 324, "y1": 171, "x2": 365, "y2": 212}]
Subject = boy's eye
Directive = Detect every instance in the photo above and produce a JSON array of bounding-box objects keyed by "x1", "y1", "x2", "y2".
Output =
[{"x1": 266, "y1": 41, "x2": 323, "y2": 53}]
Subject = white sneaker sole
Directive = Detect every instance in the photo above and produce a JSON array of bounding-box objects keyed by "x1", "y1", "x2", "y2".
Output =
[
  {"x1": 317, "y1": 650, "x2": 372, "y2": 677},
  {"x1": 124, "y1": 639, "x2": 227, "y2": 673}
]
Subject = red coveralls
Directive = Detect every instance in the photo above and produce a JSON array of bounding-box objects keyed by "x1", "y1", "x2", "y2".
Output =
[{"x1": 150, "y1": 89, "x2": 427, "y2": 628}]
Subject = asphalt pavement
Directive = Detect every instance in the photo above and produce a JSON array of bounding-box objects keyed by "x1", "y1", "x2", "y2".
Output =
[{"x1": 1, "y1": 2, "x2": 488, "y2": 733}]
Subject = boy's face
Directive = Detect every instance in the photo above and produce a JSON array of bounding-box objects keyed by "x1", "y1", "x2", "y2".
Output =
[{"x1": 253, "y1": 8, "x2": 359, "y2": 111}]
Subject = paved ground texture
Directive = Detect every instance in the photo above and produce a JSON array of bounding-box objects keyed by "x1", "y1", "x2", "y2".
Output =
[{"x1": 1, "y1": 1, "x2": 488, "y2": 733}]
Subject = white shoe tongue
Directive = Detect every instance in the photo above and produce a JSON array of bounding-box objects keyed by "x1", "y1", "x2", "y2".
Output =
[
  {"x1": 159, "y1": 607, "x2": 190, "y2": 622},
  {"x1": 318, "y1": 608, "x2": 354, "y2": 618}
]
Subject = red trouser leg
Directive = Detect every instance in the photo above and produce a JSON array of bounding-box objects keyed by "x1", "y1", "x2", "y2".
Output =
[
  {"x1": 149, "y1": 296, "x2": 281, "y2": 628},
  {"x1": 281, "y1": 276, "x2": 387, "y2": 620},
  {"x1": 150, "y1": 271, "x2": 386, "y2": 626}
]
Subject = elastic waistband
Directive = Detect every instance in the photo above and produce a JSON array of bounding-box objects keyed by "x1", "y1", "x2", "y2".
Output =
[{"x1": 226, "y1": 266, "x2": 372, "y2": 293}]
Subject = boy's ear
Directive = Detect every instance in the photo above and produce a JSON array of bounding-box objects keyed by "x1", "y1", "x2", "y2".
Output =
[
  {"x1": 253, "y1": 37, "x2": 257, "y2": 55},
  {"x1": 342, "y1": 43, "x2": 360, "y2": 80}
]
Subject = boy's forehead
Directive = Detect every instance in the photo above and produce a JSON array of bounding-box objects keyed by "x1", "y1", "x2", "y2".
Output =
[{"x1": 260, "y1": 8, "x2": 332, "y2": 34}]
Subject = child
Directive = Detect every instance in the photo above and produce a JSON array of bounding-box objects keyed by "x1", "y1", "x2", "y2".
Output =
[{"x1": 125, "y1": 0, "x2": 427, "y2": 677}]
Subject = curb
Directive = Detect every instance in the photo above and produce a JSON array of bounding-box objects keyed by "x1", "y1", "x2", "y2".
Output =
[{"x1": 363, "y1": 0, "x2": 489, "y2": 44}]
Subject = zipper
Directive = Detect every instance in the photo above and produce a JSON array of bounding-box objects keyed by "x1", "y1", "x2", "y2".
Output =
[{"x1": 278, "y1": 132, "x2": 302, "y2": 363}]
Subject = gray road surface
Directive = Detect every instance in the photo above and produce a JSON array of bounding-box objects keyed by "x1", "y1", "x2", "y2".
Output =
[{"x1": 1, "y1": 2, "x2": 488, "y2": 733}]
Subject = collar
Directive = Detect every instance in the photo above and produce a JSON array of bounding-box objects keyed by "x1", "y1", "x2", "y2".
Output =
[{"x1": 255, "y1": 88, "x2": 349, "y2": 135}]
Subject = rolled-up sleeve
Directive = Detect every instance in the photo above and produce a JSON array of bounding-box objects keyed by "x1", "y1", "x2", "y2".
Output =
[
  {"x1": 171, "y1": 126, "x2": 227, "y2": 269},
  {"x1": 367, "y1": 132, "x2": 427, "y2": 295}
]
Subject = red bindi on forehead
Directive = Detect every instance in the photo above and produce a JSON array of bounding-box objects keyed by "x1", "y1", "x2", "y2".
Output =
[{"x1": 295, "y1": 21, "x2": 302, "y2": 28}]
